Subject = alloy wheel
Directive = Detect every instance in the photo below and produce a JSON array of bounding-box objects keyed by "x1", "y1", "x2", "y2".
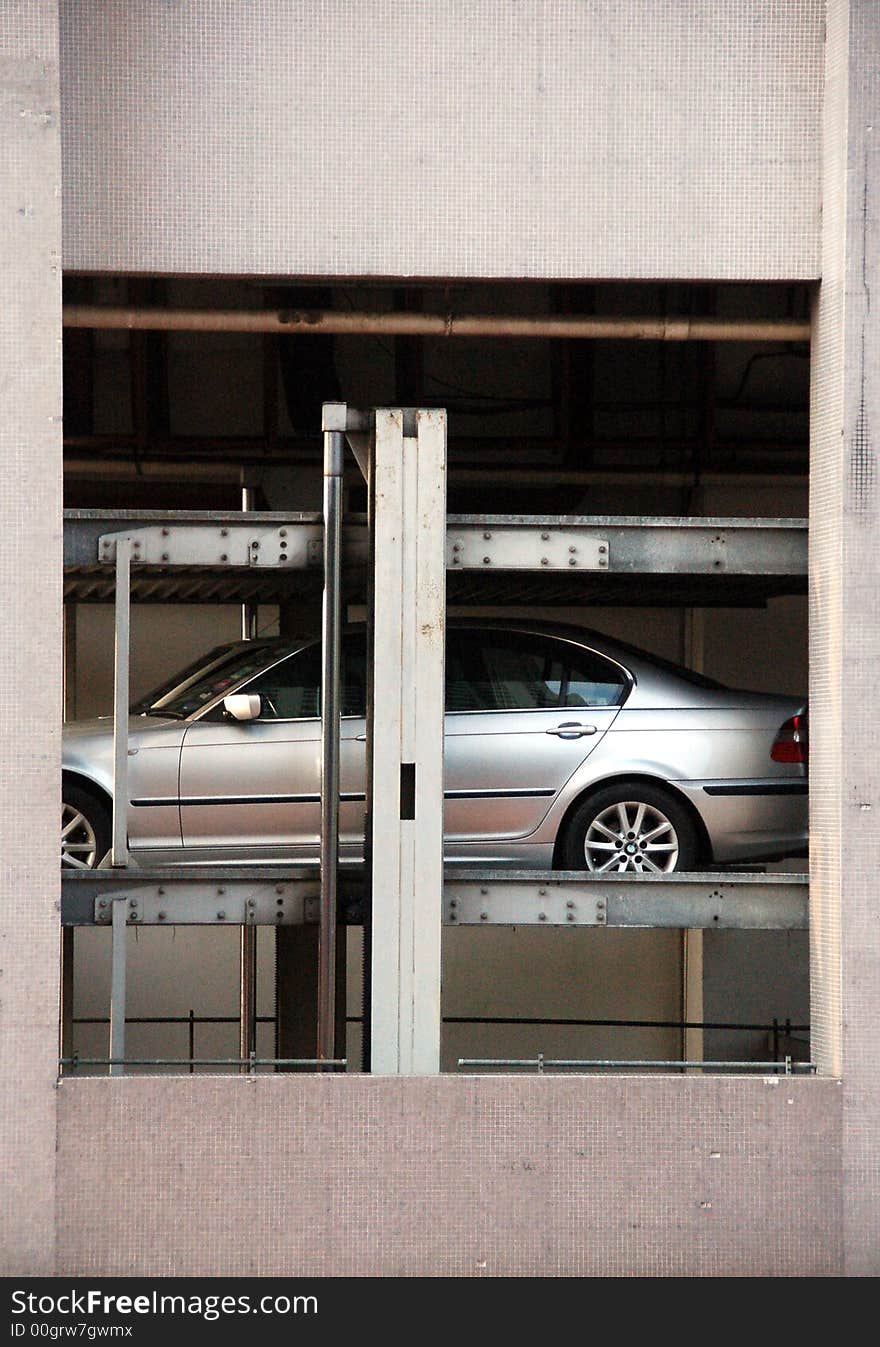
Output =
[
  {"x1": 583, "y1": 800, "x2": 680, "y2": 873},
  {"x1": 61, "y1": 802, "x2": 99, "y2": 869}
]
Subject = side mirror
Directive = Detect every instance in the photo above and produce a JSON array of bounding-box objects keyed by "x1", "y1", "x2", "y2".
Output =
[{"x1": 223, "y1": 693, "x2": 262, "y2": 722}]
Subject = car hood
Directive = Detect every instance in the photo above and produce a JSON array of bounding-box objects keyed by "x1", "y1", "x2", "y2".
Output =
[{"x1": 63, "y1": 714, "x2": 183, "y2": 742}]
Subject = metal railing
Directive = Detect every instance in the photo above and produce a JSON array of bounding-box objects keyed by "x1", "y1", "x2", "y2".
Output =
[
  {"x1": 61, "y1": 1056, "x2": 346, "y2": 1074},
  {"x1": 62, "y1": 1012, "x2": 810, "y2": 1075},
  {"x1": 456, "y1": 1055, "x2": 815, "y2": 1075}
]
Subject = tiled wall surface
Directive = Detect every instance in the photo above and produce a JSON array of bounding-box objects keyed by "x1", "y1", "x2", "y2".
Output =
[
  {"x1": 60, "y1": 0, "x2": 823, "y2": 280},
  {"x1": 56, "y1": 1075, "x2": 842, "y2": 1277},
  {"x1": 808, "y1": 0, "x2": 880, "y2": 1276},
  {"x1": 0, "y1": 3, "x2": 63, "y2": 1274},
  {"x1": 1, "y1": 0, "x2": 878, "y2": 1278},
  {"x1": 810, "y1": 0, "x2": 848, "y2": 1091},
  {"x1": 813, "y1": 0, "x2": 880, "y2": 1279}
]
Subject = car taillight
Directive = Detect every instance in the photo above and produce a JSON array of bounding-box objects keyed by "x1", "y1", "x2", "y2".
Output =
[{"x1": 771, "y1": 713, "x2": 808, "y2": 764}]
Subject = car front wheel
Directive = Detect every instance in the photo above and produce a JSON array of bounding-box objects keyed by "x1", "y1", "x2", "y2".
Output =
[
  {"x1": 62, "y1": 784, "x2": 111, "y2": 870},
  {"x1": 560, "y1": 784, "x2": 698, "y2": 874}
]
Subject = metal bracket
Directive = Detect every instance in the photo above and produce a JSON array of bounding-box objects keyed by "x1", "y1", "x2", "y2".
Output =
[
  {"x1": 92, "y1": 881, "x2": 321, "y2": 926},
  {"x1": 445, "y1": 880, "x2": 607, "y2": 925},
  {"x1": 447, "y1": 526, "x2": 609, "y2": 571},
  {"x1": 97, "y1": 523, "x2": 326, "y2": 570}
]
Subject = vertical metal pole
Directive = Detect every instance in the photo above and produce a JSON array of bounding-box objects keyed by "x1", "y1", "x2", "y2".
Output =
[
  {"x1": 241, "y1": 475, "x2": 258, "y2": 640},
  {"x1": 111, "y1": 539, "x2": 131, "y2": 867},
  {"x1": 682, "y1": 596, "x2": 705, "y2": 1066},
  {"x1": 109, "y1": 898, "x2": 128, "y2": 1076},
  {"x1": 239, "y1": 921, "x2": 257, "y2": 1072},
  {"x1": 318, "y1": 427, "x2": 344, "y2": 1064},
  {"x1": 239, "y1": 476, "x2": 258, "y2": 1064},
  {"x1": 62, "y1": 621, "x2": 79, "y2": 1062},
  {"x1": 63, "y1": 604, "x2": 77, "y2": 722},
  {"x1": 362, "y1": 433, "x2": 375, "y2": 1073},
  {"x1": 59, "y1": 927, "x2": 74, "y2": 1073}
]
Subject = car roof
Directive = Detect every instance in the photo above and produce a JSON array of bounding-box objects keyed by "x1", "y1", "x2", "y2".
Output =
[{"x1": 231, "y1": 617, "x2": 727, "y2": 694}]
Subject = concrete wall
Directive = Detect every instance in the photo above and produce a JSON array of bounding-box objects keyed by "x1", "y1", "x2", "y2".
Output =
[
  {"x1": 3, "y1": 0, "x2": 879, "y2": 1279},
  {"x1": 60, "y1": 0, "x2": 823, "y2": 280},
  {"x1": 810, "y1": 0, "x2": 880, "y2": 1278},
  {"x1": 0, "y1": 2, "x2": 62, "y2": 1273},
  {"x1": 56, "y1": 1075, "x2": 842, "y2": 1277}
]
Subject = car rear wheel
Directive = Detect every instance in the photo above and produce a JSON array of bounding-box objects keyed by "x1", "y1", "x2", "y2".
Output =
[
  {"x1": 560, "y1": 784, "x2": 698, "y2": 873},
  {"x1": 62, "y1": 784, "x2": 111, "y2": 870}
]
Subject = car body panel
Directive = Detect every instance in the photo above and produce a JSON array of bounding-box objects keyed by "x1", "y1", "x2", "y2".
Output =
[
  {"x1": 63, "y1": 715, "x2": 185, "y2": 849},
  {"x1": 177, "y1": 715, "x2": 367, "y2": 852},
  {"x1": 443, "y1": 705, "x2": 621, "y2": 841},
  {"x1": 61, "y1": 621, "x2": 808, "y2": 870}
]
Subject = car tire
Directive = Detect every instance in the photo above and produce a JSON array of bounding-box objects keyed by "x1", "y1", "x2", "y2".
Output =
[
  {"x1": 62, "y1": 782, "x2": 111, "y2": 870},
  {"x1": 560, "y1": 783, "x2": 699, "y2": 874}
]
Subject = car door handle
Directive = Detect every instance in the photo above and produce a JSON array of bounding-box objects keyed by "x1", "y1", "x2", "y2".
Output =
[{"x1": 546, "y1": 722, "x2": 598, "y2": 739}]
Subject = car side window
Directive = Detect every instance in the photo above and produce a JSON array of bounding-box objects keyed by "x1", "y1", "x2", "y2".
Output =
[
  {"x1": 243, "y1": 644, "x2": 322, "y2": 719},
  {"x1": 446, "y1": 631, "x2": 627, "y2": 711},
  {"x1": 234, "y1": 639, "x2": 366, "y2": 721},
  {"x1": 341, "y1": 640, "x2": 366, "y2": 717}
]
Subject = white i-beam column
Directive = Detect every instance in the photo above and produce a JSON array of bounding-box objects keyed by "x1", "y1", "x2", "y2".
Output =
[{"x1": 370, "y1": 409, "x2": 447, "y2": 1074}]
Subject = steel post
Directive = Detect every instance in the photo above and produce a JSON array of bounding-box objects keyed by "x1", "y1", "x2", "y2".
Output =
[
  {"x1": 63, "y1": 603, "x2": 77, "y2": 722},
  {"x1": 59, "y1": 927, "x2": 75, "y2": 1072},
  {"x1": 318, "y1": 428, "x2": 344, "y2": 1064},
  {"x1": 241, "y1": 477, "x2": 258, "y2": 639},
  {"x1": 239, "y1": 924, "x2": 257, "y2": 1072},
  {"x1": 370, "y1": 410, "x2": 447, "y2": 1075},
  {"x1": 109, "y1": 898, "x2": 128, "y2": 1076},
  {"x1": 111, "y1": 538, "x2": 131, "y2": 866}
]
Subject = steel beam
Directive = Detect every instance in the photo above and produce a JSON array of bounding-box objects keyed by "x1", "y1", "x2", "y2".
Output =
[
  {"x1": 444, "y1": 872, "x2": 809, "y2": 929},
  {"x1": 64, "y1": 510, "x2": 806, "y2": 578},
  {"x1": 446, "y1": 516, "x2": 807, "y2": 576},
  {"x1": 61, "y1": 869, "x2": 808, "y2": 931}
]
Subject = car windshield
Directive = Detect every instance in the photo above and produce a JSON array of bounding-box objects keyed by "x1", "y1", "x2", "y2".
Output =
[{"x1": 132, "y1": 642, "x2": 289, "y2": 719}]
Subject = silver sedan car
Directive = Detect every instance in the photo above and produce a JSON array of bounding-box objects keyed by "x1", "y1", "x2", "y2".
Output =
[{"x1": 61, "y1": 619, "x2": 808, "y2": 873}]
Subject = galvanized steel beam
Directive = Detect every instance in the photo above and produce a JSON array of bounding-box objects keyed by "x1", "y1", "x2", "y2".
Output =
[
  {"x1": 61, "y1": 870, "x2": 808, "y2": 931},
  {"x1": 445, "y1": 871, "x2": 809, "y2": 929},
  {"x1": 63, "y1": 511, "x2": 806, "y2": 579}
]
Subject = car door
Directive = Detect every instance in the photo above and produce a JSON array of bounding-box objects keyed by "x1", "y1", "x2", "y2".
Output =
[
  {"x1": 178, "y1": 639, "x2": 367, "y2": 857},
  {"x1": 443, "y1": 628, "x2": 628, "y2": 843}
]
